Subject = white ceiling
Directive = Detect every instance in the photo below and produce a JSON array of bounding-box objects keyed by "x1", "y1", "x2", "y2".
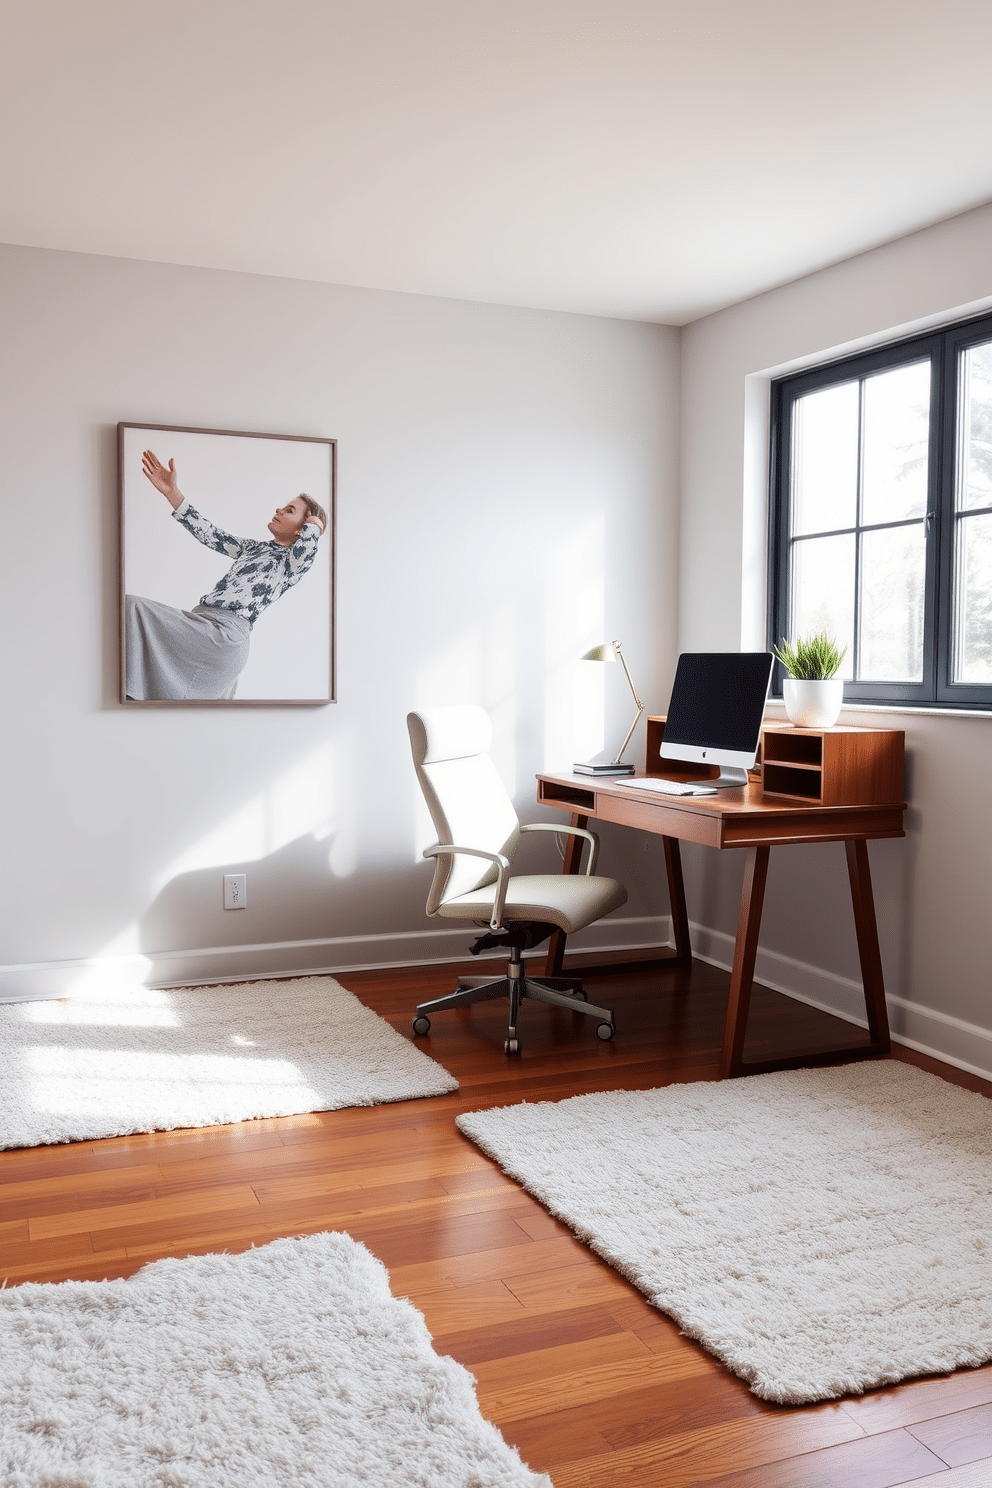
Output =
[{"x1": 2, "y1": 0, "x2": 992, "y2": 325}]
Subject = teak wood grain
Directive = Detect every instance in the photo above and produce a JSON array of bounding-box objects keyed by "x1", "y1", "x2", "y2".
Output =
[
  {"x1": 2, "y1": 958, "x2": 991, "y2": 1487},
  {"x1": 760, "y1": 724, "x2": 905, "y2": 807}
]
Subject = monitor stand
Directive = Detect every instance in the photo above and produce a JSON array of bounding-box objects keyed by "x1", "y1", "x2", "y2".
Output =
[{"x1": 707, "y1": 766, "x2": 750, "y2": 789}]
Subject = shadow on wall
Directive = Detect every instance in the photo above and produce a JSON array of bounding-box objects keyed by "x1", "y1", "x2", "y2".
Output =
[
  {"x1": 136, "y1": 813, "x2": 652, "y2": 986},
  {"x1": 139, "y1": 832, "x2": 429, "y2": 972}
]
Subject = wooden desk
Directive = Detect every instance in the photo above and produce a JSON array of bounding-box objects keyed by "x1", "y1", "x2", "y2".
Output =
[{"x1": 535, "y1": 765, "x2": 905, "y2": 1079}]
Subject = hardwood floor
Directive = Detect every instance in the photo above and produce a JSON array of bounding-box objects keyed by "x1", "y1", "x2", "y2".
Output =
[{"x1": 2, "y1": 954, "x2": 991, "y2": 1486}]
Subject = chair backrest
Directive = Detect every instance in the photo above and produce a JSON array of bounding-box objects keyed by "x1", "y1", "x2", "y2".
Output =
[{"x1": 407, "y1": 706, "x2": 521, "y2": 914}]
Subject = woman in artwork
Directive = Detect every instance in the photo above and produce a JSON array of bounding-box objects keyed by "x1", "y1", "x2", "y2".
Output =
[{"x1": 125, "y1": 449, "x2": 327, "y2": 701}]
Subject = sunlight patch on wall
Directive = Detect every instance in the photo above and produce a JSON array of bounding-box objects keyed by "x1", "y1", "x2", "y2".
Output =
[
  {"x1": 411, "y1": 608, "x2": 518, "y2": 860},
  {"x1": 266, "y1": 744, "x2": 335, "y2": 855},
  {"x1": 485, "y1": 604, "x2": 517, "y2": 797},
  {"x1": 543, "y1": 515, "x2": 606, "y2": 769},
  {"x1": 151, "y1": 740, "x2": 356, "y2": 890},
  {"x1": 325, "y1": 731, "x2": 358, "y2": 878}
]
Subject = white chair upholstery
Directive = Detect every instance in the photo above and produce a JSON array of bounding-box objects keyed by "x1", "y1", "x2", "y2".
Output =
[{"x1": 408, "y1": 706, "x2": 628, "y2": 1054}]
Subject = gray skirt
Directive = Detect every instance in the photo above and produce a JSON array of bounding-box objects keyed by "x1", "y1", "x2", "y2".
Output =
[{"x1": 125, "y1": 597, "x2": 252, "y2": 701}]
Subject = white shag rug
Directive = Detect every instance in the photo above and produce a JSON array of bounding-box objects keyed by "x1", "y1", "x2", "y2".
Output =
[
  {"x1": 0, "y1": 1230, "x2": 549, "y2": 1488},
  {"x1": 0, "y1": 976, "x2": 457, "y2": 1150},
  {"x1": 457, "y1": 1060, "x2": 992, "y2": 1404}
]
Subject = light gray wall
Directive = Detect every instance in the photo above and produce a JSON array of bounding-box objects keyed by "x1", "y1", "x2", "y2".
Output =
[
  {"x1": 680, "y1": 202, "x2": 992, "y2": 1079},
  {"x1": 0, "y1": 244, "x2": 680, "y2": 998}
]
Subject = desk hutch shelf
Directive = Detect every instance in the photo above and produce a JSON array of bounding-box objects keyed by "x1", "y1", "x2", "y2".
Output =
[
  {"x1": 645, "y1": 715, "x2": 904, "y2": 807},
  {"x1": 759, "y1": 723, "x2": 904, "y2": 806}
]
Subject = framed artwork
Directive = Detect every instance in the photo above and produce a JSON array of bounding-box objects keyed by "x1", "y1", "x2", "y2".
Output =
[{"x1": 118, "y1": 423, "x2": 336, "y2": 705}]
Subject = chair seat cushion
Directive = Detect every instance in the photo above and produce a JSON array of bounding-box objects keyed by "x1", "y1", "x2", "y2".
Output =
[{"x1": 438, "y1": 874, "x2": 627, "y2": 934}]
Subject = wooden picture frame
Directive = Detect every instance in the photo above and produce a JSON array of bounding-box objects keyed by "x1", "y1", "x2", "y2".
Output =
[{"x1": 118, "y1": 423, "x2": 336, "y2": 706}]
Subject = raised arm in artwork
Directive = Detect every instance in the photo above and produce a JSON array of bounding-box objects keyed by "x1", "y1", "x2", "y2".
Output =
[
  {"x1": 142, "y1": 449, "x2": 185, "y2": 510},
  {"x1": 141, "y1": 448, "x2": 325, "y2": 544}
]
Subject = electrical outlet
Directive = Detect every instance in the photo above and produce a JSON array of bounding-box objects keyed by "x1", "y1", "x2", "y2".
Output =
[{"x1": 223, "y1": 873, "x2": 247, "y2": 910}]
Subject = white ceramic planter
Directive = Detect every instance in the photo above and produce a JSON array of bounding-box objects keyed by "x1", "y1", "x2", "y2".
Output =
[{"x1": 783, "y1": 677, "x2": 844, "y2": 728}]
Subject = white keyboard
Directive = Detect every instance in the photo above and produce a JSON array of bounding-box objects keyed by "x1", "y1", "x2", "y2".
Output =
[{"x1": 617, "y1": 777, "x2": 717, "y2": 797}]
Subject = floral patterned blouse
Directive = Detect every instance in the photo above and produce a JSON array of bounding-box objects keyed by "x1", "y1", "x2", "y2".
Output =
[{"x1": 173, "y1": 499, "x2": 320, "y2": 625}]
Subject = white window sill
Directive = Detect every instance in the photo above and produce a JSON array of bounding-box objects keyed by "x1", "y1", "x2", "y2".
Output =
[{"x1": 765, "y1": 700, "x2": 992, "y2": 723}]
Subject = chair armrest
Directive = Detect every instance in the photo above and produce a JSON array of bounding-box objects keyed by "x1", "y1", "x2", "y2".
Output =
[
  {"x1": 521, "y1": 822, "x2": 599, "y2": 875},
  {"x1": 423, "y1": 844, "x2": 511, "y2": 931}
]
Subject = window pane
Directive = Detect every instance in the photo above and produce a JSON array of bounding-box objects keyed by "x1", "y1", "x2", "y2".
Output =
[
  {"x1": 859, "y1": 524, "x2": 925, "y2": 681},
  {"x1": 792, "y1": 381, "x2": 858, "y2": 536},
  {"x1": 958, "y1": 340, "x2": 992, "y2": 513},
  {"x1": 954, "y1": 511, "x2": 992, "y2": 682},
  {"x1": 790, "y1": 533, "x2": 855, "y2": 678},
  {"x1": 861, "y1": 361, "x2": 930, "y2": 525}
]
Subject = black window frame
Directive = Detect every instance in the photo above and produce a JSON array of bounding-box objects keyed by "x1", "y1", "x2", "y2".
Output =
[{"x1": 769, "y1": 308, "x2": 992, "y2": 710}]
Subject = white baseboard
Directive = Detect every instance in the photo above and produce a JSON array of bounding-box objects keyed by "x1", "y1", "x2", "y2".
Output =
[
  {"x1": 689, "y1": 921, "x2": 992, "y2": 1084},
  {"x1": 0, "y1": 915, "x2": 672, "y2": 1002},
  {"x1": 6, "y1": 916, "x2": 990, "y2": 1085}
]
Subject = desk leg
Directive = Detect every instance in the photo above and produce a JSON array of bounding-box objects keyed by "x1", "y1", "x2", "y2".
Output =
[
  {"x1": 720, "y1": 845, "x2": 769, "y2": 1078},
  {"x1": 721, "y1": 839, "x2": 892, "y2": 1079},
  {"x1": 845, "y1": 839, "x2": 892, "y2": 1053},
  {"x1": 663, "y1": 836, "x2": 692, "y2": 965},
  {"x1": 544, "y1": 813, "x2": 587, "y2": 978}
]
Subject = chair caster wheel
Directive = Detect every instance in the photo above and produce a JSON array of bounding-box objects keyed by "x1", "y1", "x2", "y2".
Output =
[
  {"x1": 504, "y1": 1037, "x2": 521, "y2": 1056},
  {"x1": 412, "y1": 1015, "x2": 431, "y2": 1035},
  {"x1": 574, "y1": 990, "x2": 588, "y2": 1001},
  {"x1": 596, "y1": 1021, "x2": 615, "y2": 1041}
]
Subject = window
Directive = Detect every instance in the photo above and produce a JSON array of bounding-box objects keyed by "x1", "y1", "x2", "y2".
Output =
[{"x1": 769, "y1": 310, "x2": 992, "y2": 708}]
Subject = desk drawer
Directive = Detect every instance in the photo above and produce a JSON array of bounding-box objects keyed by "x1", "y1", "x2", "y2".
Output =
[{"x1": 592, "y1": 790, "x2": 724, "y2": 847}]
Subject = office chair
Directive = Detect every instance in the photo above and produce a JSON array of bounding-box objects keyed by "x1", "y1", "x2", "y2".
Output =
[{"x1": 407, "y1": 706, "x2": 628, "y2": 1054}]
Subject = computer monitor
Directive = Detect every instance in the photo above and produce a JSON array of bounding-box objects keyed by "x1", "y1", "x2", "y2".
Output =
[{"x1": 659, "y1": 651, "x2": 774, "y2": 788}]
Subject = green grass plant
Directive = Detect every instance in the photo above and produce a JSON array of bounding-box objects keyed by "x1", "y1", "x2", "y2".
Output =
[{"x1": 773, "y1": 631, "x2": 847, "y2": 680}]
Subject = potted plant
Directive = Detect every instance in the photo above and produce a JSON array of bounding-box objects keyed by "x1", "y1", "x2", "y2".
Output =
[{"x1": 773, "y1": 632, "x2": 847, "y2": 728}]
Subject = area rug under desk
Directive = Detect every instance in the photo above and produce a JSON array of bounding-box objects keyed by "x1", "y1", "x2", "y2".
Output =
[
  {"x1": 457, "y1": 1061, "x2": 992, "y2": 1405},
  {"x1": 0, "y1": 976, "x2": 457, "y2": 1150},
  {"x1": 0, "y1": 1230, "x2": 548, "y2": 1488}
]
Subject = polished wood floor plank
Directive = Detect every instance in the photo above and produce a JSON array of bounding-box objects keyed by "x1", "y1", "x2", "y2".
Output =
[
  {"x1": 0, "y1": 1161, "x2": 163, "y2": 1205},
  {"x1": 701, "y1": 1425, "x2": 945, "y2": 1488},
  {"x1": 840, "y1": 1368, "x2": 992, "y2": 1434},
  {"x1": 470, "y1": 1329, "x2": 654, "y2": 1396},
  {"x1": 3, "y1": 955, "x2": 992, "y2": 1488},
  {"x1": 389, "y1": 1234, "x2": 583, "y2": 1295},
  {"x1": 0, "y1": 1231, "x2": 96, "y2": 1268},
  {"x1": 88, "y1": 1201, "x2": 271, "y2": 1255},
  {"x1": 502, "y1": 1257, "x2": 640, "y2": 1314},
  {"x1": 357, "y1": 1210, "x2": 537, "y2": 1269},
  {"x1": 28, "y1": 1182, "x2": 259, "y2": 1241},
  {"x1": 413, "y1": 1279, "x2": 530, "y2": 1334},
  {"x1": 482, "y1": 1346, "x2": 718, "y2": 1424},
  {"x1": 123, "y1": 1223, "x2": 291, "y2": 1263},
  {"x1": 0, "y1": 1251, "x2": 138, "y2": 1286},
  {"x1": 548, "y1": 1405, "x2": 865, "y2": 1487},
  {"x1": 0, "y1": 1216, "x2": 30, "y2": 1246},
  {"x1": 431, "y1": 1302, "x2": 629, "y2": 1367},
  {"x1": 874, "y1": 1459, "x2": 992, "y2": 1488},
  {"x1": 908, "y1": 1401, "x2": 992, "y2": 1466}
]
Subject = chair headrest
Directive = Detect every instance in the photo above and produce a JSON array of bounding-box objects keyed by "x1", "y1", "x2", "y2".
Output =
[{"x1": 407, "y1": 706, "x2": 493, "y2": 766}]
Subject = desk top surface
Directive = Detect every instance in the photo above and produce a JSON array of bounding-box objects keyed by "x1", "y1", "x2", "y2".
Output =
[{"x1": 536, "y1": 770, "x2": 906, "y2": 849}]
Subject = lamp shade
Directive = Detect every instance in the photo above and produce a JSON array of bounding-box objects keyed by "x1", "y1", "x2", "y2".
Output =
[{"x1": 581, "y1": 642, "x2": 619, "y2": 663}]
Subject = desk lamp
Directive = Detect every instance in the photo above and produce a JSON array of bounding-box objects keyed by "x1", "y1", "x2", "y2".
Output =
[{"x1": 574, "y1": 640, "x2": 644, "y2": 776}]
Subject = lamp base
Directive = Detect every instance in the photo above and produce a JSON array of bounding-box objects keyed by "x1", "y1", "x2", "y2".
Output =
[{"x1": 573, "y1": 759, "x2": 636, "y2": 776}]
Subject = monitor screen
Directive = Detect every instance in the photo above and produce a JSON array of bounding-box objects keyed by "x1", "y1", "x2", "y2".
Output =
[{"x1": 660, "y1": 652, "x2": 773, "y2": 785}]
